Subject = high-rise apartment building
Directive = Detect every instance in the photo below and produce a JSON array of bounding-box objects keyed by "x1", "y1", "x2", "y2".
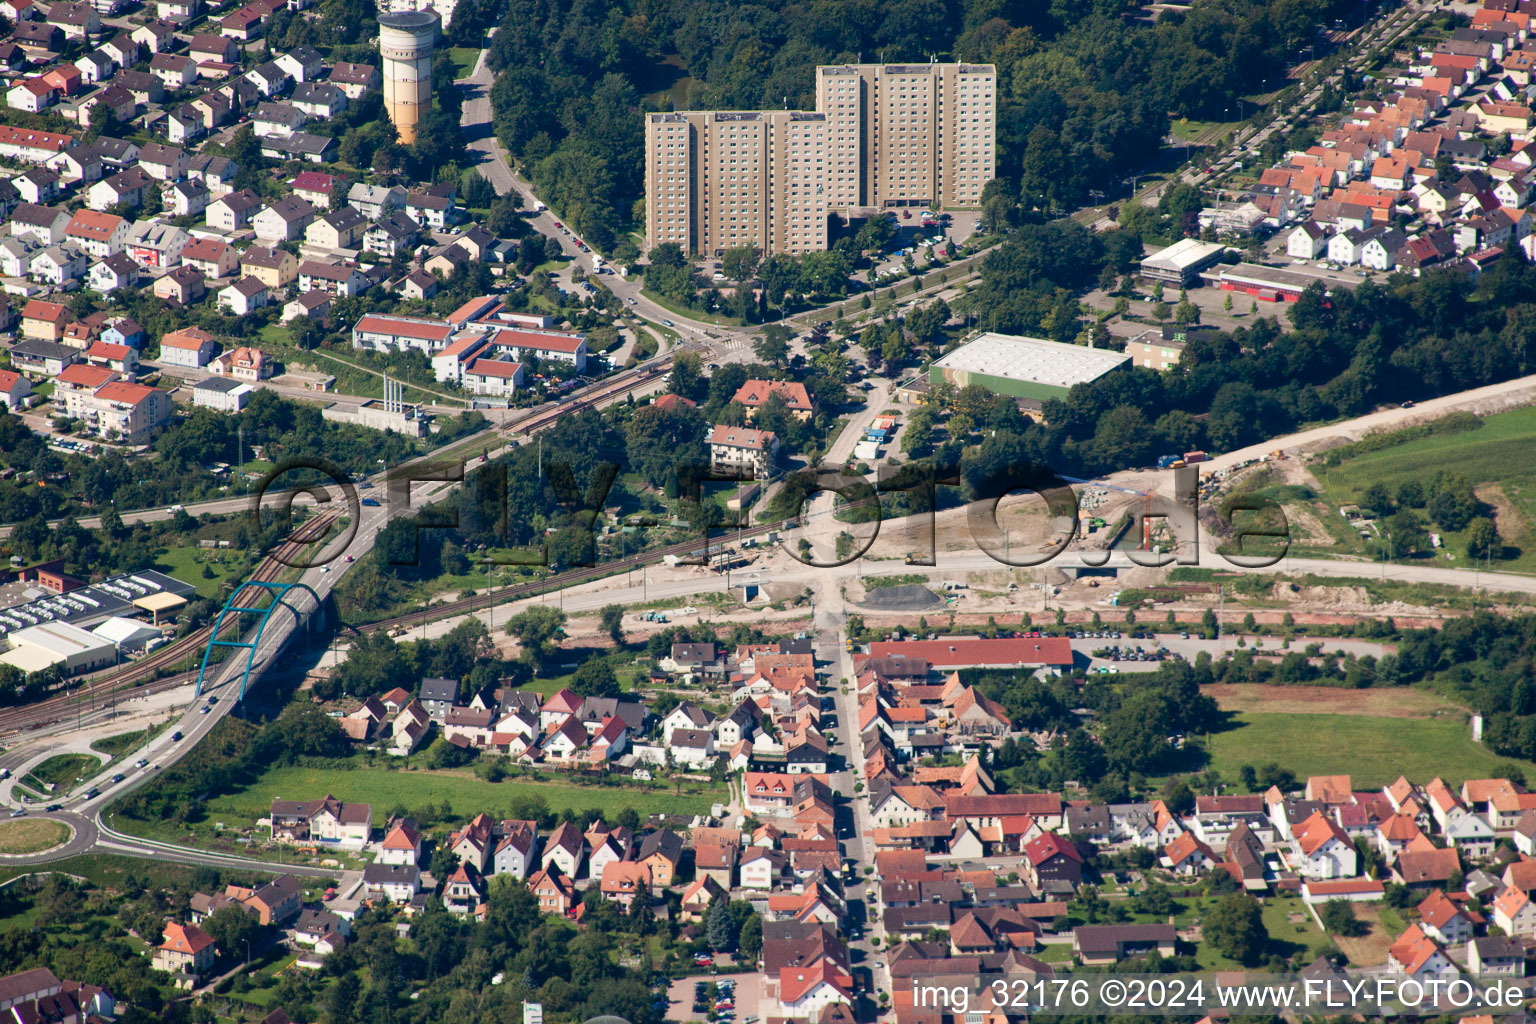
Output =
[
  {"x1": 645, "y1": 62, "x2": 995, "y2": 256},
  {"x1": 645, "y1": 110, "x2": 832, "y2": 257}
]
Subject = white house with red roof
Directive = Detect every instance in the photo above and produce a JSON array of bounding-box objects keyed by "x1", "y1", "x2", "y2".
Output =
[
  {"x1": 1417, "y1": 890, "x2": 1475, "y2": 945},
  {"x1": 0, "y1": 369, "x2": 31, "y2": 410},
  {"x1": 158, "y1": 327, "x2": 216, "y2": 368},
  {"x1": 1386, "y1": 924, "x2": 1455, "y2": 977},
  {"x1": 85, "y1": 340, "x2": 136, "y2": 375},
  {"x1": 539, "y1": 688, "x2": 582, "y2": 729},
  {"x1": 291, "y1": 170, "x2": 336, "y2": 208},
  {"x1": 1161, "y1": 831, "x2": 1217, "y2": 877},
  {"x1": 351, "y1": 313, "x2": 453, "y2": 354},
  {"x1": 377, "y1": 822, "x2": 421, "y2": 866},
  {"x1": 589, "y1": 716, "x2": 628, "y2": 761},
  {"x1": 777, "y1": 962, "x2": 852, "y2": 1014},
  {"x1": 1289, "y1": 811, "x2": 1358, "y2": 879},
  {"x1": 1493, "y1": 884, "x2": 1536, "y2": 936}
]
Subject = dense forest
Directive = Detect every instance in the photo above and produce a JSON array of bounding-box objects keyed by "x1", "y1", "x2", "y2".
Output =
[{"x1": 486, "y1": 0, "x2": 1359, "y2": 250}]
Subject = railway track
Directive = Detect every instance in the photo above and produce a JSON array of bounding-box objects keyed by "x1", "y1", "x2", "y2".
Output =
[
  {"x1": 0, "y1": 512, "x2": 341, "y2": 737},
  {"x1": 0, "y1": 367, "x2": 672, "y2": 737}
]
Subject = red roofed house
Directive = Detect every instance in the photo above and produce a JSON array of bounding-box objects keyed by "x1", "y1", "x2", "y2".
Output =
[
  {"x1": 53, "y1": 363, "x2": 118, "y2": 421},
  {"x1": 527, "y1": 867, "x2": 576, "y2": 916},
  {"x1": 21, "y1": 298, "x2": 70, "y2": 341},
  {"x1": 82, "y1": 381, "x2": 170, "y2": 441},
  {"x1": 1290, "y1": 811, "x2": 1358, "y2": 879},
  {"x1": 377, "y1": 822, "x2": 422, "y2": 866},
  {"x1": 85, "y1": 340, "x2": 136, "y2": 375},
  {"x1": 1161, "y1": 831, "x2": 1217, "y2": 877},
  {"x1": 1022, "y1": 832, "x2": 1082, "y2": 890},
  {"x1": 292, "y1": 170, "x2": 336, "y2": 209},
  {"x1": 158, "y1": 327, "x2": 216, "y2": 368},
  {"x1": 868, "y1": 636, "x2": 1073, "y2": 672},
  {"x1": 744, "y1": 771, "x2": 798, "y2": 814},
  {"x1": 778, "y1": 962, "x2": 852, "y2": 1015},
  {"x1": 1386, "y1": 924, "x2": 1454, "y2": 977},
  {"x1": 1493, "y1": 885, "x2": 1536, "y2": 936},
  {"x1": 733, "y1": 379, "x2": 816, "y2": 422},
  {"x1": 351, "y1": 314, "x2": 453, "y2": 354},
  {"x1": 154, "y1": 922, "x2": 216, "y2": 985},
  {"x1": 599, "y1": 860, "x2": 652, "y2": 908},
  {"x1": 0, "y1": 370, "x2": 32, "y2": 411},
  {"x1": 1417, "y1": 890, "x2": 1474, "y2": 945}
]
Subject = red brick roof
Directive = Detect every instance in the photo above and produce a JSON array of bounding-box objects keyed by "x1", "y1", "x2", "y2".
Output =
[{"x1": 868, "y1": 636, "x2": 1073, "y2": 668}]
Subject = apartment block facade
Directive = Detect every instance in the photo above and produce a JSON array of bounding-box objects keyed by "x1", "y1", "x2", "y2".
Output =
[{"x1": 645, "y1": 62, "x2": 995, "y2": 256}]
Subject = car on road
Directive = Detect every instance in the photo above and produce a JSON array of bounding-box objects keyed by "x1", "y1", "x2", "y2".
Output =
[
  {"x1": 111, "y1": 773, "x2": 125, "y2": 783},
  {"x1": 45, "y1": 804, "x2": 60, "y2": 812},
  {"x1": 661, "y1": 319, "x2": 674, "y2": 327},
  {"x1": 359, "y1": 480, "x2": 373, "y2": 488},
  {"x1": 135, "y1": 758, "x2": 148, "y2": 768},
  {"x1": 171, "y1": 731, "x2": 183, "y2": 742},
  {"x1": 207, "y1": 696, "x2": 218, "y2": 704},
  {"x1": 82, "y1": 788, "x2": 98, "y2": 799},
  {"x1": 345, "y1": 554, "x2": 355, "y2": 562},
  {"x1": 361, "y1": 497, "x2": 380, "y2": 506},
  {"x1": 201, "y1": 706, "x2": 211, "y2": 713},
  {"x1": 9, "y1": 809, "x2": 24, "y2": 818}
]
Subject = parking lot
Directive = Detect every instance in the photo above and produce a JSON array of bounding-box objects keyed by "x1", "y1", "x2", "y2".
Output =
[{"x1": 666, "y1": 971, "x2": 761, "y2": 1024}]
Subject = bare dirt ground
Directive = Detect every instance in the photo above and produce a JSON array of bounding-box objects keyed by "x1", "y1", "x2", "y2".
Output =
[
  {"x1": 1477, "y1": 483, "x2": 1526, "y2": 543},
  {"x1": 1202, "y1": 684, "x2": 1456, "y2": 720},
  {"x1": 1332, "y1": 903, "x2": 1398, "y2": 967}
]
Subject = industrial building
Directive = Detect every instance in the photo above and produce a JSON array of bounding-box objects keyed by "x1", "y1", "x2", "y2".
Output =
[
  {"x1": 0, "y1": 620, "x2": 117, "y2": 675},
  {"x1": 0, "y1": 569, "x2": 194, "y2": 642},
  {"x1": 928, "y1": 333, "x2": 1129, "y2": 402},
  {"x1": 645, "y1": 62, "x2": 996, "y2": 256},
  {"x1": 92, "y1": 616, "x2": 165, "y2": 653},
  {"x1": 377, "y1": 10, "x2": 438, "y2": 145},
  {"x1": 1139, "y1": 238, "x2": 1229, "y2": 286},
  {"x1": 1207, "y1": 262, "x2": 1332, "y2": 303}
]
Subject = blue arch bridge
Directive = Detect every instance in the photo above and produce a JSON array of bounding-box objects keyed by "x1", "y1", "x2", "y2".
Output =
[{"x1": 195, "y1": 580, "x2": 325, "y2": 701}]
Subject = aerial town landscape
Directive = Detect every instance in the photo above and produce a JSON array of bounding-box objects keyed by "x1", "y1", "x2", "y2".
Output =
[{"x1": 11, "y1": 0, "x2": 1536, "y2": 1020}]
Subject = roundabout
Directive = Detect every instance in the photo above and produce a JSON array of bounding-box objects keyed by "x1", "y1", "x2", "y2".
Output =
[{"x1": 0, "y1": 818, "x2": 74, "y2": 858}]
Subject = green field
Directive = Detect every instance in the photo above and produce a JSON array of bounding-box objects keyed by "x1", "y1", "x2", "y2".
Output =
[
  {"x1": 447, "y1": 46, "x2": 480, "y2": 78},
  {"x1": 1201, "y1": 711, "x2": 1533, "y2": 789},
  {"x1": 0, "y1": 819, "x2": 69, "y2": 854},
  {"x1": 1309, "y1": 407, "x2": 1536, "y2": 570},
  {"x1": 153, "y1": 544, "x2": 250, "y2": 599},
  {"x1": 122, "y1": 763, "x2": 724, "y2": 841}
]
